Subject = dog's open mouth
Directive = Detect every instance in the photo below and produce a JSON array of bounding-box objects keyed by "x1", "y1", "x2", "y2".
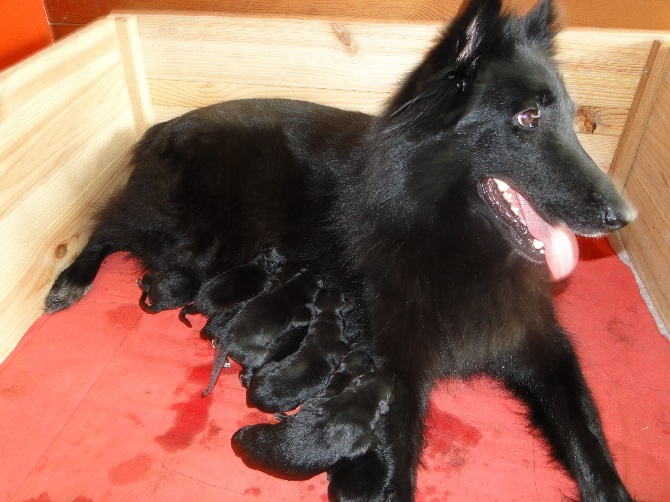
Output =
[{"x1": 480, "y1": 177, "x2": 579, "y2": 281}]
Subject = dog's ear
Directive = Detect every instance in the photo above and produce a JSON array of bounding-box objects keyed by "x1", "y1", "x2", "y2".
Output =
[
  {"x1": 384, "y1": 0, "x2": 502, "y2": 123},
  {"x1": 523, "y1": 0, "x2": 559, "y2": 51},
  {"x1": 452, "y1": 0, "x2": 502, "y2": 66}
]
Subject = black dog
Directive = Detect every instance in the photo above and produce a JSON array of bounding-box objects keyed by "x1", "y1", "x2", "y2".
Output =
[
  {"x1": 201, "y1": 269, "x2": 318, "y2": 394},
  {"x1": 45, "y1": 0, "x2": 636, "y2": 499},
  {"x1": 179, "y1": 247, "x2": 286, "y2": 326},
  {"x1": 232, "y1": 351, "x2": 394, "y2": 478},
  {"x1": 246, "y1": 287, "x2": 351, "y2": 413}
]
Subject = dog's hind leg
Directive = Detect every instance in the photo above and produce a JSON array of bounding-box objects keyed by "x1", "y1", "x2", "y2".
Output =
[
  {"x1": 492, "y1": 328, "x2": 634, "y2": 502},
  {"x1": 44, "y1": 239, "x2": 115, "y2": 314}
]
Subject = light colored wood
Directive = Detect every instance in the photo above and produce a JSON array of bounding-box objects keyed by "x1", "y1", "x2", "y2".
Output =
[
  {"x1": 618, "y1": 54, "x2": 670, "y2": 334},
  {"x1": 0, "y1": 19, "x2": 143, "y2": 362},
  {"x1": 609, "y1": 42, "x2": 670, "y2": 190},
  {"x1": 133, "y1": 14, "x2": 670, "y2": 174},
  {"x1": 111, "y1": 14, "x2": 155, "y2": 132},
  {"x1": 45, "y1": 0, "x2": 670, "y2": 32}
]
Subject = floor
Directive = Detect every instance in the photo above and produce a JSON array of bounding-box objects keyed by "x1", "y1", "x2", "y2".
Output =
[{"x1": 1, "y1": 237, "x2": 669, "y2": 502}]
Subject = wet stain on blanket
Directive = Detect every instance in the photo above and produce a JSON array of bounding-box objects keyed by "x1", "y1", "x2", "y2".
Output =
[
  {"x1": 155, "y1": 364, "x2": 213, "y2": 452},
  {"x1": 108, "y1": 453, "x2": 152, "y2": 485},
  {"x1": 422, "y1": 403, "x2": 483, "y2": 473}
]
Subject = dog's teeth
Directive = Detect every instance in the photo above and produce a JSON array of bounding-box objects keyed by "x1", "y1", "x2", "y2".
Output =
[
  {"x1": 533, "y1": 239, "x2": 545, "y2": 249},
  {"x1": 511, "y1": 205, "x2": 519, "y2": 216},
  {"x1": 503, "y1": 192, "x2": 513, "y2": 203},
  {"x1": 494, "y1": 179, "x2": 510, "y2": 192}
]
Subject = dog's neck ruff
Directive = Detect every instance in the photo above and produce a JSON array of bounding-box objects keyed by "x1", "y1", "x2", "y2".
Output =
[{"x1": 482, "y1": 178, "x2": 578, "y2": 281}]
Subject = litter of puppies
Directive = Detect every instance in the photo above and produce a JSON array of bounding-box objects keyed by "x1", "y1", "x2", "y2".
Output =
[{"x1": 140, "y1": 248, "x2": 395, "y2": 483}]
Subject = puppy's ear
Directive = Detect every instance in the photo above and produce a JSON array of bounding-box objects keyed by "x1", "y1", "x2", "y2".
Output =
[{"x1": 523, "y1": 0, "x2": 559, "y2": 51}]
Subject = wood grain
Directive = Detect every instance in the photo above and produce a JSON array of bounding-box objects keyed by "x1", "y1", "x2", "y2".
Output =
[
  {"x1": 133, "y1": 15, "x2": 670, "y2": 174},
  {"x1": 45, "y1": 0, "x2": 670, "y2": 33},
  {"x1": 609, "y1": 42, "x2": 670, "y2": 190},
  {"x1": 0, "y1": 19, "x2": 141, "y2": 362},
  {"x1": 618, "y1": 55, "x2": 670, "y2": 333}
]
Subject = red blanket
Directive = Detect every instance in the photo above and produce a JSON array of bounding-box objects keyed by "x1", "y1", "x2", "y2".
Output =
[{"x1": 1, "y1": 238, "x2": 668, "y2": 501}]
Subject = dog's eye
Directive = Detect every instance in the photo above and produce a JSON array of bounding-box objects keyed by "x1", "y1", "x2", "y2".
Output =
[{"x1": 516, "y1": 109, "x2": 540, "y2": 128}]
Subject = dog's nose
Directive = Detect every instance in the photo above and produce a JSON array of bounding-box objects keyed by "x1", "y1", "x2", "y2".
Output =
[{"x1": 603, "y1": 203, "x2": 635, "y2": 230}]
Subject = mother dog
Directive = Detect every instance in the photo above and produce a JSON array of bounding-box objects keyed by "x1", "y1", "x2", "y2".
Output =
[{"x1": 46, "y1": 0, "x2": 635, "y2": 500}]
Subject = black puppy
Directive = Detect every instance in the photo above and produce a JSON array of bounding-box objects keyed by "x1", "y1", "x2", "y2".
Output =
[
  {"x1": 136, "y1": 269, "x2": 199, "y2": 313},
  {"x1": 179, "y1": 247, "x2": 287, "y2": 326},
  {"x1": 201, "y1": 269, "x2": 318, "y2": 395},
  {"x1": 232, "y1": 351, "x2": 394, "y2": 478},
  {"x1": 327, "y1": 448, "x2": 388, "y2": 502},
  {"x1": 246, "y1": 287, "x2": 351, "y2": 413}
]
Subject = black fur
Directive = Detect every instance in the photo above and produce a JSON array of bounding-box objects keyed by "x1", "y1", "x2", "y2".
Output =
[
  {"x1": 178, "y1": 247, "x2": 286, "y2": 326},
  {"x1": 44, "y1": 0, "x2": 636, "y2": 499},
  {"x1": 232, "y1": 351, "x2": 394, "y2": 478},
  {"x1": 201, "y1": 269, "x2": 317, "y2": 395},
  {"x1": 327, "y1": 448, "x2": 388, "y2": 502},
  {"x1": 136, "y1": 269, "x2": 199, "y2": 314},
  {"x1": 246, "y1": 287, "x2": 351, "y2": 413}
]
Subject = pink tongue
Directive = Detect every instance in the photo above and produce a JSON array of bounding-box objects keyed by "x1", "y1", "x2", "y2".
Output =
[{"x1": 516, "y1": 193, "x2": 579, "y2": 282}]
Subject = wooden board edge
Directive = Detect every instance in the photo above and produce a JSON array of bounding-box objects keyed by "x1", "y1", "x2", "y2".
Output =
[
  {"x1": 608, "y1": 41, "x2": 670, "y2": 190},
  {"x1": 110, "y1": 14, "x2": 155, "y2": 133}
]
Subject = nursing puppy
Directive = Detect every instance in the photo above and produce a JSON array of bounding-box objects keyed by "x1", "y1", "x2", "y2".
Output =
[
  {"x1": 232, "y1": 352, "x2": 394, "y2": 478},
  {"x1": 45, "y1": 0, "x2": 636, "y2": 499},
  {"x1": 179, "y1": 247, "x2": 286, "y2": 326},
  {"x1": 246, "y1": 287, "x2": 351, "y2": 413},
  {"x1": 201, "y1": 269, "x2": 318, "y2": 394},
  {"x1": 136, "y1": 269, "x2": 199, "y2": 314}
]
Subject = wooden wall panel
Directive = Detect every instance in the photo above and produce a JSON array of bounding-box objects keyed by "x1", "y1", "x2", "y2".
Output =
[
  {"x1": 133, "y1": 14, "x2": 668, "y2": 175},
  {"x1": 617, "y1": 44, "x2": 670, "y2": 333},
  {"x1": 0, "y1": 19, "x2": 147, "y2": 362},
  {"x1": 46, "y1": 0, "x2": 670, "y2": 38}
]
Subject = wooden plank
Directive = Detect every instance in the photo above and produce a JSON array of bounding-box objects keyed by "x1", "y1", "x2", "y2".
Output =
[
  {"x1": 50, "y1": 24, "x2": 84, "y2": 40},
  {"x1": 609, "y1": 42, "x2": 670, "y2": 190},
  {"x1": 574, "y1": 134, "x2": 622, "y2": 175},
  {"x1": 0, "y1": 19, "x2": 140, "y2": 363},
  {"x1": 134, "y1": 14, "x2": 669, "y2": 173},
  {"x1": 111, "y1": 14, "x2": 155, "y2": 132},
  {"x1": 45, "y1": 0, "x2": 101, "y2": 25},
  {"x1": 618, "y1": 57, "x2": 670, "y2": 333},
  {"x1": 45, "y1": 0, "x2": 670, "y2": 32},
  {"x1": 135, "y1": 16, "x2": 427, "y2": 93}
]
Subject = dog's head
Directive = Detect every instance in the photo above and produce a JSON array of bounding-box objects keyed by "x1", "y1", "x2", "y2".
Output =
[{"x1": 379, "y1": 0, "x2": 634, "y2": 281}]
